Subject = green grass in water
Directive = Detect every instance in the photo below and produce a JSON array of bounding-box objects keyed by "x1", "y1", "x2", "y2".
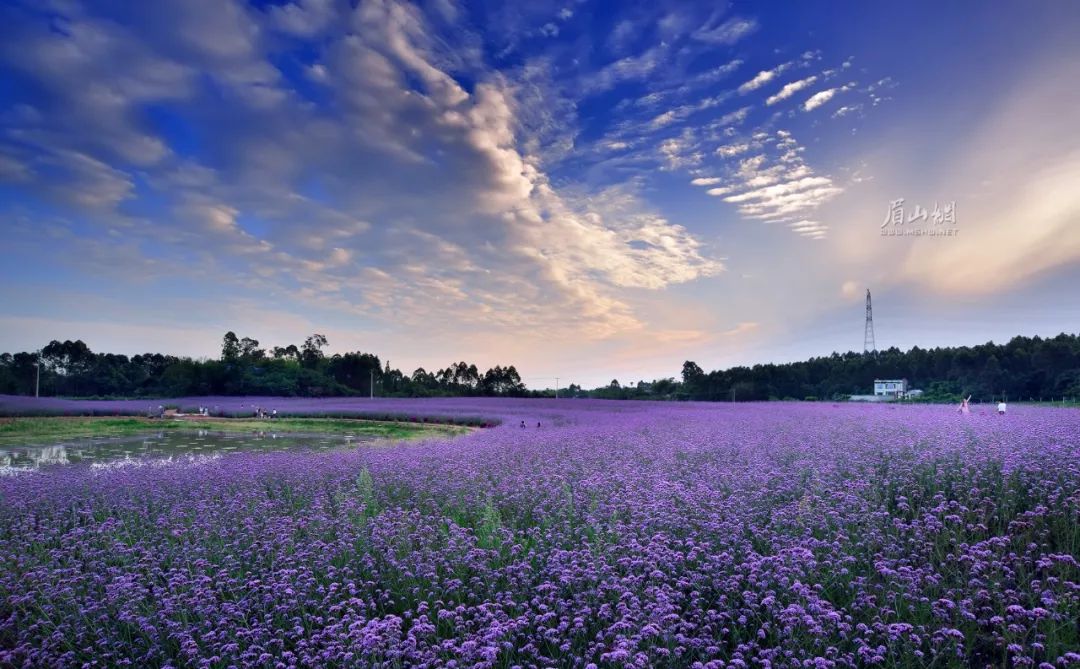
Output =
[{"x1": 0, "y1": 416, "x2": 468, "y2": 445}]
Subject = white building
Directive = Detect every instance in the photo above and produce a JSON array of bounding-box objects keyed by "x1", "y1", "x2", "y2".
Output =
[{"x1": 874, "y1": 379, "x2": 908, "y2": 398}]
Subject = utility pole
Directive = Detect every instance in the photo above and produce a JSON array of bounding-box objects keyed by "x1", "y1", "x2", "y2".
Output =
[
  {"x1": 864, "y1": 289, "x2": 876, "y2": 353},
  {"x1": 555, "y1": 377, "x2": 559, "y2": 399},
  {"x1": 731, "y1": 388, "x2": 735, "y2": 403},
  {"x1": 34, "y1": 360, "x2": 40, "y2": 398},
  {"x1": 370, "y1": 369, "x2": 374, "y2": 399}
]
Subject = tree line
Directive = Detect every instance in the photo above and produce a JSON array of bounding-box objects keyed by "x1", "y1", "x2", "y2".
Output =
[
  {"x1": 2, "y1": 331, "x2": 1078, "y2": 402},
  {"x1": 585, "y1": 333, "x2": 1079, "y2": 403},
  {"x1": 553, "y1": 333, "x2": 1079, "y2": 403},
  {"x1": 0, "y1": 332, "x2": 526, "y2": 399}
]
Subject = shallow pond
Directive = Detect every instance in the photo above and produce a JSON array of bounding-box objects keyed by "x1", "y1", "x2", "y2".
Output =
[{"x1": 0, "y1": 430, "x2": 376, "y2": 471}]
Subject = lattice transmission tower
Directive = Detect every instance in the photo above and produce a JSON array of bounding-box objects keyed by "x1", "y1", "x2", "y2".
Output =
[{"x1": 864, "y1": 289, "x2": 876, "y2": 353}]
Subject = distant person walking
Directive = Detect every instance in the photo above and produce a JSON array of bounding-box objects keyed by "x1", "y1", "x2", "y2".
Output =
[
  {"x1": 997, "y1": 401, "x2": 1007, "y2": 415},
  {"x1": 520, "y1": 420, "x2": 526, "y2": 429}
]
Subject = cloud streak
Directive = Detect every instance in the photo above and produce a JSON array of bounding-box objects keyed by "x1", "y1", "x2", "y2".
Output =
[
  {"x1": 804, "y1": 88, "x2": 839, "y2": 111},
  {"x1": 766, "y1": 76, "x2": 817, "y2": 105}
]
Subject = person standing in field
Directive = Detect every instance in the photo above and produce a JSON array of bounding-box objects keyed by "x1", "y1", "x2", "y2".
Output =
[
  {"x1": 997, "y1": 401, "x2": 1007, "y2": 415},
  {"x1": 957, "y1": 396, "x2": 971, "y2": 415}
]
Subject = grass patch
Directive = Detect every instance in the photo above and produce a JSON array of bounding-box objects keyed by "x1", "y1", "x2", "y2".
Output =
[
  {"x1": 0, "y1": 416, "x2": 468, "y2": 445},
  {"x1": 190, "y1": 417, "x2": 469, "y2": 440}
]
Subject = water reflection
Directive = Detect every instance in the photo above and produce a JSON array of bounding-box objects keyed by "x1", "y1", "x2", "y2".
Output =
[{"x1": 0, "y1": 430, "x2": 373, "y2": 472}]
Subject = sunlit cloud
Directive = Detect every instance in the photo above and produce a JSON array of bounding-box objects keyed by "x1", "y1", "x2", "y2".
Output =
[
  {"x1": 738, "y1": 60, "x2": 796, "y2": 93},
  {"x1": 804, "y1": 88, "x2": 840, "y2": 111},
  {"x1": 766, "y1": 76, "x2": 817, "y2": 105}
]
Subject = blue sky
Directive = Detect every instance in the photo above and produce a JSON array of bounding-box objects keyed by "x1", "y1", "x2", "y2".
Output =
[{"x1": 2, "y1": 0, "x2": 1079, "y2": 387}]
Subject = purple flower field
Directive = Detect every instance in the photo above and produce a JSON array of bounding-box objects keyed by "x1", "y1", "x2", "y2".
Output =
[{"x1": 1, "y1": 397, "x2": 1078, "y2": 668}]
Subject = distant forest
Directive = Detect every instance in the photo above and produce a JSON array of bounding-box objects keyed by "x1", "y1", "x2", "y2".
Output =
[
  {"x1": 1, "y1": 332, "x2": 1079, "y2": 402},
  {"x1": 671, "y1": 332, "x2": 1080, "y2": 403},
  {"x1": 0, "y1": 333, "x2": 527, "y2": 399}
]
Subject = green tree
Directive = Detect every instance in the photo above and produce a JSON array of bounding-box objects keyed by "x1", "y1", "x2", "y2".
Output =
[
  {"x1": 301, "y1": 334, "x2": 328, "y2": 369},
  {"x1": 239, "y1": 337, "x2": 265, "y2": 361},
  {"x1": 272, "y1": 344, "x2": 300, "y2": 360},
  {"x1": 221, "y1": 332, "x2": 240, "y2": 362}
]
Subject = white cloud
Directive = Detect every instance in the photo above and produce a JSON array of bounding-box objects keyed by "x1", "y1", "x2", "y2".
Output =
[
  {"x1": 519, "y1": 182, "x2": 722, "y2": 292},
  {"x1": 584, "y1": 46, "x2": 667, "y2": 94},
  {"x1": 0, "y1": 14, "x2": 191, "y2": 166},
  {"x1": 354, "y1": 0, "x2": 469, "y2": 107},
  {"x1": 307, "y1": 62, "x2": 329, "y2": 82},
  {"x1": 693, "y1": 16, "x2": 758, "y2": 45},
  {"x1": 739, "y1": 70, "x2": 777, "y2": 93},
  {"x1": 804, "y1": 88, "x2": 839, "y2": 111},
  {"x1": 658, "y1": 130, "x2": 703, "y2": 170},
  {"x1": 716, "y1": 142, "x2": 750, "y2": 158},
  {"x1": 832, "y1": 104, "x2": 862, "y2": 117},
  {"x1": 697, "y1": 59, "x2": 744, "y2": 83},
  {"x1": 595, "y1": 56, "x2": 846, "y2": 241},
  {"x1": 266, "y1": 0, "x2": 338, "y2": 37},
  {"x1": 738, "y1": 62, "x2": 792, "y2": 94},
  {"x1": 2, "y1": 147, "x2": 136, "y2": 211},
  {"x1": 705, "y1": 127, "x2": 843, "y2": 235},
  {"x1": 788, "y1": 220, "x2": 829, "y2": 239},
  {"x1": 650, "y1": 110, "x2": 679, "y2": 129},
  {"x1": 725, "y1": 175, "x2": 838, "y2": 203},
  {"x1": 766, "y1": 76, "x2": 818, "y2": 105},
  {"x1": 708, "y1": 106, "x2": 751, "y2": 131},
  {"x1": 647, "y1": 93, "x2": 731, "y2": 130}
]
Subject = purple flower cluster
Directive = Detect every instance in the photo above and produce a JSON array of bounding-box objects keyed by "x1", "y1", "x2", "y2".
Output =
[{"x1": 1, "y1": 397, "x2": 1078, "y2": 667}]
